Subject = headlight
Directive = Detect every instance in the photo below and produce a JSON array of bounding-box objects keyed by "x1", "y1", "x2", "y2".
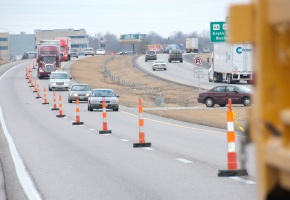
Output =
[
  {"x1": 85, "y1": 94, "x2": 90, "y2": 97},
  {"x1": 73, "y1": 93, "x2": 78, "y2": 97}
]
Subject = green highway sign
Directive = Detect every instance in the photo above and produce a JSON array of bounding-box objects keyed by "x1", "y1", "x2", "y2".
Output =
[
  {"x1": 210, "y1": 22, "x2": 228, "y2": 42},
  {"x1": 119, "y1": 34, "x2": 146, "y2": 43}
]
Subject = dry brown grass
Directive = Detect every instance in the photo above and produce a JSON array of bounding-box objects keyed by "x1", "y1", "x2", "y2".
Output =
[{"x1": 70, "y1": 55, "x2": 249, "y2": 130}]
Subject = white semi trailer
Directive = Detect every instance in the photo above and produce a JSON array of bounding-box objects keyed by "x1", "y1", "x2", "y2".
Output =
[{"x1": 209, "y1": 43, "x2": 254, "y2": 84}]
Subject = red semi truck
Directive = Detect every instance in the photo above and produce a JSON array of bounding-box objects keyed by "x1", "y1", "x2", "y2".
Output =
[
  {"x1": 55, "y1": 37, "x2": 71, "y2": 61},
  {"x1": 36, "y1": 40, "x2": 61, "y2": 79}
]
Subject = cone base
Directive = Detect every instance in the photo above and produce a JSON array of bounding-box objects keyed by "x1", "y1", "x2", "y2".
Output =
[
  {"x1": 56, "y1": 115, "x2": 66, "y2": 118},
  {"x1": 42, "y1": 102, "x2": 49, "y2": 104},
  {"x1": 133, "y1": 142, "x2": 151, "y2": 148},
  {"x1": 36, "y1": 97, "x2": 42, "y2": 99},
  {"x1": 72, "y1": 122, "x2": 84, "y2": 125},
  {"x1": 33, "y1": 91, "x2": 37, "y2": 93},
  {"x1": 218, "y1": 169, "x2": 248, "y2": 177},
  {"x1": 51, "y1": 108, "x2": 59, "y2": 110},
  {"x1": 99, "y1": 130, "x2": 112, "y2": 134}
]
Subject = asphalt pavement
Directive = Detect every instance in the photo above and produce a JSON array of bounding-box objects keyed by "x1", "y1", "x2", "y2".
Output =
[{"x1": 0, "y1": 121, "x2": 29, "y2": 200}]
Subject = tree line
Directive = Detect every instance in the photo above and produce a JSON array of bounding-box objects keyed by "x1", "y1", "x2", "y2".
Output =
[{"x1": 88, "y1": 30, "x2": 213, "y2": 54}]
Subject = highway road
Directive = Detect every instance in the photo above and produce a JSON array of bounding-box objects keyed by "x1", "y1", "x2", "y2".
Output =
[
  {"x1": 137, "y1": 53, "x2": 252, "y2": 91},
  {"x1": 0, "y1": 58, "x2": 257, "y2": 199}
]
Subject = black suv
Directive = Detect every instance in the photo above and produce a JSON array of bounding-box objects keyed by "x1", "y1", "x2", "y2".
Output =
[
  {"x1": 145, "y1": 51, "x2": 157, "y2": 62},
  {"x1": 168, "y1": 49, "x2": 183, "y2": 63}
]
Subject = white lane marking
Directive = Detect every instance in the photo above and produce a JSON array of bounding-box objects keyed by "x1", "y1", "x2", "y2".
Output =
[
  {"x1": 176, "y1": 158, "x2": 192, "y2": 164},
  {"x1": 230, "y1": 177, "x2": 256, "y2": 184},
  {"x1": 0, "y1": 64, "x2": 42, "y2": 199},
  {"x1": 120, "y1": 139, "x2": 129, "y2": 142},
  {"x1": 120, "y1": 110, "x2": 226, "y2": 135},
  {"x1": 143, "y1": 147, "x2": 155, "y2": 151}
]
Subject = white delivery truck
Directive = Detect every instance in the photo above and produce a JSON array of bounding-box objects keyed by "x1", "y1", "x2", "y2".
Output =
[
  {"x1": 185, "y1": 37, "x2": 198, "y2": 53},
  {"x1": 209, "y1": 43, "x2": 254, "y2": 84}
]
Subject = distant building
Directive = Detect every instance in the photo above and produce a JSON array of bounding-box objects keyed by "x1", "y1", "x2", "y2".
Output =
[
  {"x1": 0, "y1": 32, "x2": 9, "y2": 60},
  {"x1": 9, "y1": 32, "x2": 35, "y2": 58},
  {"x1": 34, "y1": 29, "x2": 88, "y2": 53}
]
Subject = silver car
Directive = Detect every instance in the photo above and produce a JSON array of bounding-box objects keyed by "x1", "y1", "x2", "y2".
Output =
[
  {"x1": 152, "y1": 60, "x2": 167, "y2": 71},
  {"x1": 71, "y1": 49, "x2": 79, "y2": 58},
  {"x1": 84, "y1": 47, "x2": 94, "y2": 56},
  {"x1": 48, "y1": 71, "x2": 71, "y2": 91},
  {"x1": 88, "y1": 89, "x2": 119, "y2": 111},
  {"x1": 68, "y1": 84, "x2": 91, "y2": 103}
]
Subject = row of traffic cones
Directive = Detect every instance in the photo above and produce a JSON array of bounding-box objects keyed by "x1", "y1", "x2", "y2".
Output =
[{"x1": 25, "y1": 62, "x2": 150, "y2": 147}]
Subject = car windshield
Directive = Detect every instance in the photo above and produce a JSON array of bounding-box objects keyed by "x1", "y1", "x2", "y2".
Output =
[
  {"x1": 92, "y1": 90, "x2": 115, "y2": 97},
  {"x1": 147, "y1": 51, "x2": 155, "y2": 55},
  {"x1": 50, "y1": 73, "x2": 69, "y2": 79},
  {"x1": 71, "y1": 85, "x2": 91, "y2": 91},
  {"x1": 42, "y1": 56, "x2": 56, "y2": 62},
  {"x1": 171, "y1": 49, "x2": 180, "y2": 53},
  {"x1": 86, "y1": 48, "x2": 93, "y2": 51},
  {"x1": 236, "y1": 85, "x2": 252, "y2": 93}
]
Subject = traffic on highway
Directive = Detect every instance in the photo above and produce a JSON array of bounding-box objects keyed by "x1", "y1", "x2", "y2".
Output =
[{"x1": 0, "y1": 55, "x2": 256, "y2": 200}]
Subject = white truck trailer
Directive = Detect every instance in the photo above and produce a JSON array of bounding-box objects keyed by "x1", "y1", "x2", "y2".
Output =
[
  {"x1": 185, "y1": 37, "x2": 198, "y2": 53},
  {"x1": 209, "y1": 43, "x2": 254, "y2": 84}
]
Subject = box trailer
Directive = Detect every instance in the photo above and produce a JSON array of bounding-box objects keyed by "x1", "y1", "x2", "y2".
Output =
[{"x1": 210, "y1": 43, "x2": 254, "y2": 84}]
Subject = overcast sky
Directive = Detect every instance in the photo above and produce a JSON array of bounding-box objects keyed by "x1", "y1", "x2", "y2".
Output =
[{"x1": 0, "y1": 0, "x2": 250, "y2": 37}]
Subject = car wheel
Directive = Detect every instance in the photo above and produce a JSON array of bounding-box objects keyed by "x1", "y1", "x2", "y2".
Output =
[
  {"x1": 153, "y1": 68, "x2": 155, "y2": 71},
  {"x1": 113, "y1": 107, "x2": 119, "y2": 111},
  {"x1": 145, "y1": 60, "x2": 147, "y2": 62},
  {"x1": 180, "y1": 59, "x2": 183, "y2": 63},
  {"x1": 219, "y1": 104, "x2": 226, "y2": 107},
  {"x1": 68, "y1": 99, "x2": 72, "y2": 103},
  {"x1": 88, "y1": 102, "x2": 93, "y2": 111},
  {"x1": 164, "y1": 68, "x2": 166, "y2": 70},
  {"x1": 49, "y1": 86, "x2": 52, "y2": 91},
  {"x1": 76, "y1": 56, "x2": 78, "y2": 58},
  {"x1": 227, "y1": 74, "x2": 232, "y2": 84},
  {"x1": 242, "y1": 97, "x2": 251, "y2": 106},
  {"x1": 205, "y1": 98, "x2": 215, "y2": 107}
]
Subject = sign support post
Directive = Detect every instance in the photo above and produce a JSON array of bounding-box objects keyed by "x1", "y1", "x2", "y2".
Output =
[{"x1": 194, "y1": 57, "x2": 203, "y2": 93}]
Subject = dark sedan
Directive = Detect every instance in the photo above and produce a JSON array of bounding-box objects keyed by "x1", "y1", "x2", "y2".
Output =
[
  {"x1": 145, "y1": 51, "x2": 157, "y2": 62},
  {"x1": 197, "y1": 85, "x2": 252, "y2": 107}
]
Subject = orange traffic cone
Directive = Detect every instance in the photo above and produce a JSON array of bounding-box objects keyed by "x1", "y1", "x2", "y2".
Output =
[
  {"x1": 42, "y1": 87, "x2": 49, "y2": 104},
  {"x1": 72, "y1": 97, "x2": 84, "y2": 125},
  {"x1": 29, "y1": 79, "x2": 35, "y2": 87},
  {"x1": 27, "y1": 75, "x2": 32, "y2": 83},
  {"x1": 33, "y1": 80, "x2": 38, "y2": 92},
  {"x1": 99, "y1": 97, "x2": 111, "y2": 134},
  {"x1": 56, "y1": 94, "x2": 66, "y2": 117},
  {"x1": 35, "y1": 84, "x2": 42, "y2": 99},
  {"x1": 51, "y1": 90, "x2": 59, "y2": 110},
  {"x1": 218, "y1": 99, "x2": 248, "y2": 177},
  {"x1": 133, "y1": 98, "x2": 151, "y2": 147}
]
